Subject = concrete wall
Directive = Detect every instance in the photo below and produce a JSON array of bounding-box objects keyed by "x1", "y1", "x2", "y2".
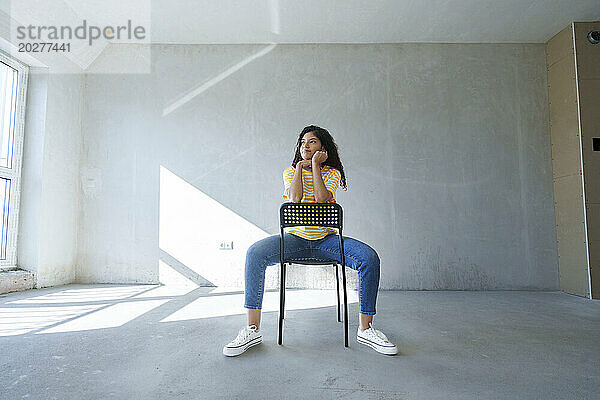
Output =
[
  {"x1": 547, "y1": 22, "x2": 600, "y2": 299},
  {"x1": 18, "y1": 69, "x2": 83, "y2": 288},
  {"x1": 574, "y1": 21, "x2": 600, "y2": 299},
  {"x1": 18, "y1": 68, "x2": 46, "y2": 275},
  {"x1": 547, "y1": 25, "x2": 589, "y2": 297},
  {"x1": 77, "y1": 43, "x2": 558, "y2": 290}
]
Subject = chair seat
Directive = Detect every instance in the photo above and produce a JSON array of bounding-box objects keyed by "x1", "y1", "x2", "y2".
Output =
[{"x1": 283, "y1": 258, "x2": 339, "y2": 265}]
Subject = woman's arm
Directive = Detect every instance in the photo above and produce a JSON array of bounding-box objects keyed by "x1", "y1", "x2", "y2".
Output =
[
  {"x1": 312, "y1": 169, "x2": 333, "y2": 202},
  {"x1": 289, "y1": 163, "x2": 305, "y2": 203},
  {"x1": 312, "y1": 152, "x2": 333, "y2": 202}
]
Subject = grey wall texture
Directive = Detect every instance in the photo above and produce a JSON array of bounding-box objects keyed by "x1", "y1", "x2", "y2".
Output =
[
  {"x1": 77, "y1": 43, "x2": 558, "y2": 290},
  {"x1": 18, "y1": 69, "x2": 83, "y2": 288}
]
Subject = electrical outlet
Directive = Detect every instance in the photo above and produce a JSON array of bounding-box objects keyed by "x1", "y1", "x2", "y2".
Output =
[{"x1": 219, "y1": 241, "x2": 234, "y2": 250}]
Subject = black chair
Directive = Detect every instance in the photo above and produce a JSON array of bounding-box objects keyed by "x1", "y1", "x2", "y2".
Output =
[{"x1": 278, "y1": 202, "x2": 349, "y2": 347}]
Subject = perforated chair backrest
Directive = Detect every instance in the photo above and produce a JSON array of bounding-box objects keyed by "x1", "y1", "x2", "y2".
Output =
[{"x1": 279, "y1": 202, "x2": 343, "y2": 230}]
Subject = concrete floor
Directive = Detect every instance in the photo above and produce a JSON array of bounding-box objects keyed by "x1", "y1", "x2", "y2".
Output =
[{"x1": 0, "y1": 284, "x2": 599, "y2": 400}]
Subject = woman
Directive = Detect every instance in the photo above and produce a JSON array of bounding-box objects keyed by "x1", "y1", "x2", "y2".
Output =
[{"x1": 223, "y1": 125, "x2": 397, "y2": 356}]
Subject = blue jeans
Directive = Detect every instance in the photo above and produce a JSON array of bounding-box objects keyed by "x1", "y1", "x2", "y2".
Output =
[{"x1": 244, "y1": 233, "x2": 380, "y2": 315}]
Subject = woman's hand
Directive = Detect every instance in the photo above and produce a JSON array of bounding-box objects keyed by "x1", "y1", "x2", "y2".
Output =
[
  {"x1": 297, "y1": 159, "x2": 313, "y2": 170},
  {"x1": 312, "y1": 150, "x2": 328, "y2": 166}
]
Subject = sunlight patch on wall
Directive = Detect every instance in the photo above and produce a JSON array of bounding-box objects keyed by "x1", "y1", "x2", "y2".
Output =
[
  {"x1": 159, "y1": 165, "x2": 271, "y2": 288},
  {"x1": 131, "y1": 260, "x2": 198, "y2": 298},
  {"x1": 162, "y1": 44, "x2": 276, "y2": 116}
]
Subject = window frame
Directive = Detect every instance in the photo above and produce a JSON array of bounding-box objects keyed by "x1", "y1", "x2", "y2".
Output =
[{"x1": 0, "y1": 50, "x2": 29, "y2": 268}]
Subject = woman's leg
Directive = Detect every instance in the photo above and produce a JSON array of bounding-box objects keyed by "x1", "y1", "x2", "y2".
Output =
[
  {"x1": 359, "y1": 314, "x2": 374, "y2": 331},
  {"x1": 312, "y1": 234, "x2": 381, "y2": 329},
  {"x1": 247, "y1": 309, "x2": 261, "y2": 328},
  {"x1": 244, "y1": 233, "x2": 312, "y2": 328}
]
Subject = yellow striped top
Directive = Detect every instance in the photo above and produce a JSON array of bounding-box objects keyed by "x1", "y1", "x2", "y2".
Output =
[{"x1": 282, "y1": 165, "x2": 342, "y2": 240}]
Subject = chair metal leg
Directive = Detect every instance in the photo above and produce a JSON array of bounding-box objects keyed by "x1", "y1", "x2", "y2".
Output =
[
  {"x1": 335, "y1": 263, "x2": 341, "y2": 322},
  {"x1": 278, "y1": 262, "x2": 286, "y2": 345},
  {"x1": 341, "y1": 264, "x2": 349, "y2": 347},
  {"x1": 282, "y1": 262, "x2": 287, "y2": 319}
]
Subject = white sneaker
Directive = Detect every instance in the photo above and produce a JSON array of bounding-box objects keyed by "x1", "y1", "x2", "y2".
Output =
[
  {"x1": 222, "y1": 325, "x2": 263, "y2": 357},
  {"x1": 357, "y1": 322, "x2": 398, "y2": 355}
]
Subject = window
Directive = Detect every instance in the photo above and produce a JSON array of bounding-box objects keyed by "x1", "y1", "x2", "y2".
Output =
[{"x1": 0, "y1": 51, "x2": 28, "y2": 268}]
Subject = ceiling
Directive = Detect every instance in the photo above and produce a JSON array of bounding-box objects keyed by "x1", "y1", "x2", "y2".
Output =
[{"x1": 3, "y1": 0, "x2": 600, "y2": 44}]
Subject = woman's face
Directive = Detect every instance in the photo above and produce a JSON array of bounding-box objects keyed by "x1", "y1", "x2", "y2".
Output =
[{"x1": 300, "y1": 131, "x2": 324, "y2": 160}]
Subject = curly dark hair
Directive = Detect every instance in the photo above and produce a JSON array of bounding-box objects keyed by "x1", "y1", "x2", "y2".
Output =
[{"x1": 291, "y1": 125, "x2": 347, "y2": 191}]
